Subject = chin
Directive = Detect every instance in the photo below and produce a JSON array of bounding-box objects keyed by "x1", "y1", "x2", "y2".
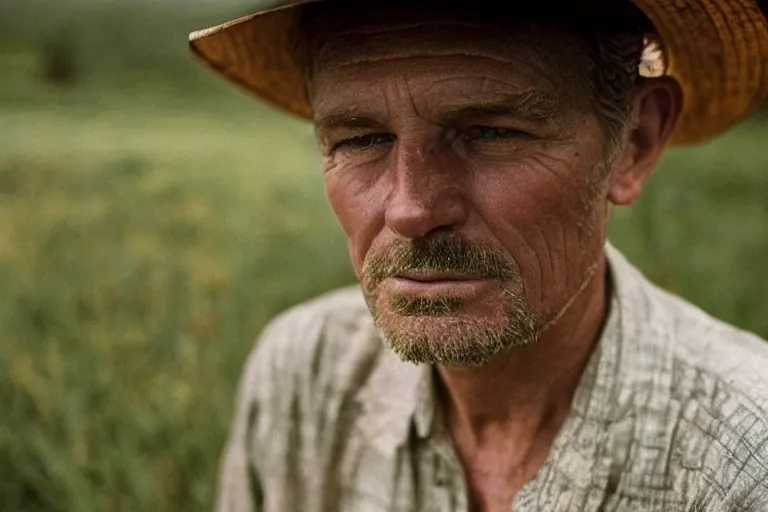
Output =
[{"x1": 368, "y1": 288, "x2": 538, "y2": 367}]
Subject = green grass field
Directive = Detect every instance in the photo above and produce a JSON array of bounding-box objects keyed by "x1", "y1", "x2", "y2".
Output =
[{"x1": 1, "y1": 1, "x2": 767, "y2": 510}]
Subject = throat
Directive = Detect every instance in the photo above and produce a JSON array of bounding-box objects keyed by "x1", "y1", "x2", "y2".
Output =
[
  {"x1": 458, "y1": 436, "x2": 553, "y2": 512},
  {"x1": 448, "y1": 405, "x2": 567, "y2": 512},
  {"x1": 433, "y1": 258, "x2": 610, "y2": 510}
]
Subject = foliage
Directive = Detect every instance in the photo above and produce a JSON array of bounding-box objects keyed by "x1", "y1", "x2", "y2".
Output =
[{"x1": 0, "y1": 91, "x2": 355, "y2": 510}]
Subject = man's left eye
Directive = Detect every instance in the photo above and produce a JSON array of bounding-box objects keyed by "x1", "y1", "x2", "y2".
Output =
[{"x1": 465, "y1": 126, "x2": 527, "y2": 140}]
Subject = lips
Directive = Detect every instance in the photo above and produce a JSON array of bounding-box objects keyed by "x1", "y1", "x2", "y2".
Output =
[
  {"x1": 393, "y1": 270, "x2": 486, "y2": 282},
  {"x1": 386, "y1": 271, "x2": 494, "y2": 298}
]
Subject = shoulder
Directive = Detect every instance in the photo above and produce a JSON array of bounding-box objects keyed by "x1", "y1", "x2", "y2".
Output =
[
  {"x1": 218, "y1": 287, "x2": 387, "y2": 508},
  {"x1": 240, "y1": 284, "x2": 385, "y2": 414},
  {"x1": 608, "y1": 243, "x2": 768, "y2": 418},
  {"x1": 652, "y1": 285, "x2": 768, "y2": 412},
  {"x1": 260, "y1": 283, "x2": 382, "y2": 370},
  {"x1": 651, "y1": 287, "x2": 768, "y2": 507}
]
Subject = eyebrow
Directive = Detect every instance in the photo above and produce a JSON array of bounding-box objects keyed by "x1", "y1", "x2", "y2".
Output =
[
  {"x1": 438, "y1": 90, "x2": 564, "y2": 124},
  {"x1": 313, "y1": 114, "x2": 383, "y2": 134}
]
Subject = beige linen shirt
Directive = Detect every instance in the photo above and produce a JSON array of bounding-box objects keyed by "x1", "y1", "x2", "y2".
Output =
[{"x1": 215, "y1": 243, "x2": 768, "y2": 511}]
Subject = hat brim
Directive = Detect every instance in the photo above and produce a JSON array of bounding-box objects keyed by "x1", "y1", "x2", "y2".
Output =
[{"x1": 189, "y1": 0, "x2": 768, "y2": 146}]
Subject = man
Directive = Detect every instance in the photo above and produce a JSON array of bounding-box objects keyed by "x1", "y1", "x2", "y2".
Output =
[{"x1": 190, "y1": 1, "x2": 768, "y2": 510}]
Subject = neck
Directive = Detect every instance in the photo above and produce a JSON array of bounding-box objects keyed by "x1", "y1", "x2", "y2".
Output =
[{"x1": 436, "y1": 253, "x2": 610, "y2": 463}]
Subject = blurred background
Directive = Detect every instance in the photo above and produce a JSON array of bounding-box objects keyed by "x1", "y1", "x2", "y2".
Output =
[{"x1": 0, "y1": 0, "x2": 766, "y2": 510}]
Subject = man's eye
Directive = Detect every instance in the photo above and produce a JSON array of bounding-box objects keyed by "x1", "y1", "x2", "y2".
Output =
[
  {"x1": 465, "y1": 126, "x2": 528, "y2": 141},
  {"x1": 333, "y1": 133, "x2": 395, "y2": 152}
]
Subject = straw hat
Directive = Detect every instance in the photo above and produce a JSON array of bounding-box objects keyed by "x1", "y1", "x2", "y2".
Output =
[{"x1": 189, "y1": 0, "x2": 768, "y2": 145}]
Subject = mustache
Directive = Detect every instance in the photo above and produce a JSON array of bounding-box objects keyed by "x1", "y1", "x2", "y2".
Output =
[{"x1": 362, "y1": 232, "x2": 517, "y2": 289}]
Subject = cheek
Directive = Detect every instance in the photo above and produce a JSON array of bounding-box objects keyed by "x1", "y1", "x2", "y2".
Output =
[
  {"x1": 323, "y1": 163, "x2": 387, "y2": 274},
  {"x1": 476, "y1": 152, "x2": 599, "y2": 224},
  {"x1": 471, "y1": 151, "x2": 608, "y2": 303}
]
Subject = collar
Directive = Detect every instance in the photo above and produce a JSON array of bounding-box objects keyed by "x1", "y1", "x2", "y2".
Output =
[{"x1": 353, "y1": 242, "x2": 673, "y2": 461}]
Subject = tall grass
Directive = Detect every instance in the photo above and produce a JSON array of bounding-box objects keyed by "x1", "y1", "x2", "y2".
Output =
[
  {"x1": 1, "y1": 95, "x2": 356, "y2": 510},
  {"x1": 0, "y1": 1, "x2": 766, "y2": 510}
]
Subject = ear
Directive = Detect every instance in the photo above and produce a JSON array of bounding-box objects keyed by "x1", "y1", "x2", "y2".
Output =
[{"x1": 608, "y1": 76, "x2": 682, "y2": 206}]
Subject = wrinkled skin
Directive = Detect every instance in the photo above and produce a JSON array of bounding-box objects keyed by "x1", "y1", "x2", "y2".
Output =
[
  {"x1": 311, "y1": 8, "x2": 633, "y2": 360},
  {"x1": 306, "y1": 3, "x2": 680, "y2": 510}
]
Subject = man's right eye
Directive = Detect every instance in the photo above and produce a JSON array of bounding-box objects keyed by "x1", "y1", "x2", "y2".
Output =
[{"x1": 333, "y1": 133, "x2": 396, "y2": 152}]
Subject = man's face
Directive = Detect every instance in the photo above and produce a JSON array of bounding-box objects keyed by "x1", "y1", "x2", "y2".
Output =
[{"x1": 307, "y1": 5, "x2": 617, "y2": 366}]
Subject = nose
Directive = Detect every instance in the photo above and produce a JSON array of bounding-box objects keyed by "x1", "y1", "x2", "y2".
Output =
[{"x1": 384, "y1": 141, "x2": 469, "y2": 239}]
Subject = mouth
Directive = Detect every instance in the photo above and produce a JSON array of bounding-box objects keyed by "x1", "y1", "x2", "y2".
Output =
[
  {"x1": 393, "y1": 270, "x2": 486, "y2": 282},
  {"x1": 386, "y1": 271, "x2": 494, "y2": 297}
]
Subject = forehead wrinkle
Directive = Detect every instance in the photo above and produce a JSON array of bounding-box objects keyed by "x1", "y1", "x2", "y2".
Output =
[
  {"x1": 314, "y1": 56, "x2": 573, "y2": 118},
  {"x1": 312, "y1": 59, "x2": 579, "y2": 129},
  {"x1": 397, "y1": 75, "x2": 428, "y2": 124},
  {"x1": 315, "y1": 52, "x2": 558, "y2": 76},
  {"x1": 309, "y1": 23, "x2": 586, "y2": 88},
  {"x1": 309, "y1": 20, "x2": 524, "y2": 69},
  {"x1": 305, "y1": 9, "x2": 594, "y2": 124},
  {"x1": 425, "y1": 75, "x2": 561, "y2": 106},
  {"x1": 300, "y1": 0, "x2": 598, "y2": 94}
]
